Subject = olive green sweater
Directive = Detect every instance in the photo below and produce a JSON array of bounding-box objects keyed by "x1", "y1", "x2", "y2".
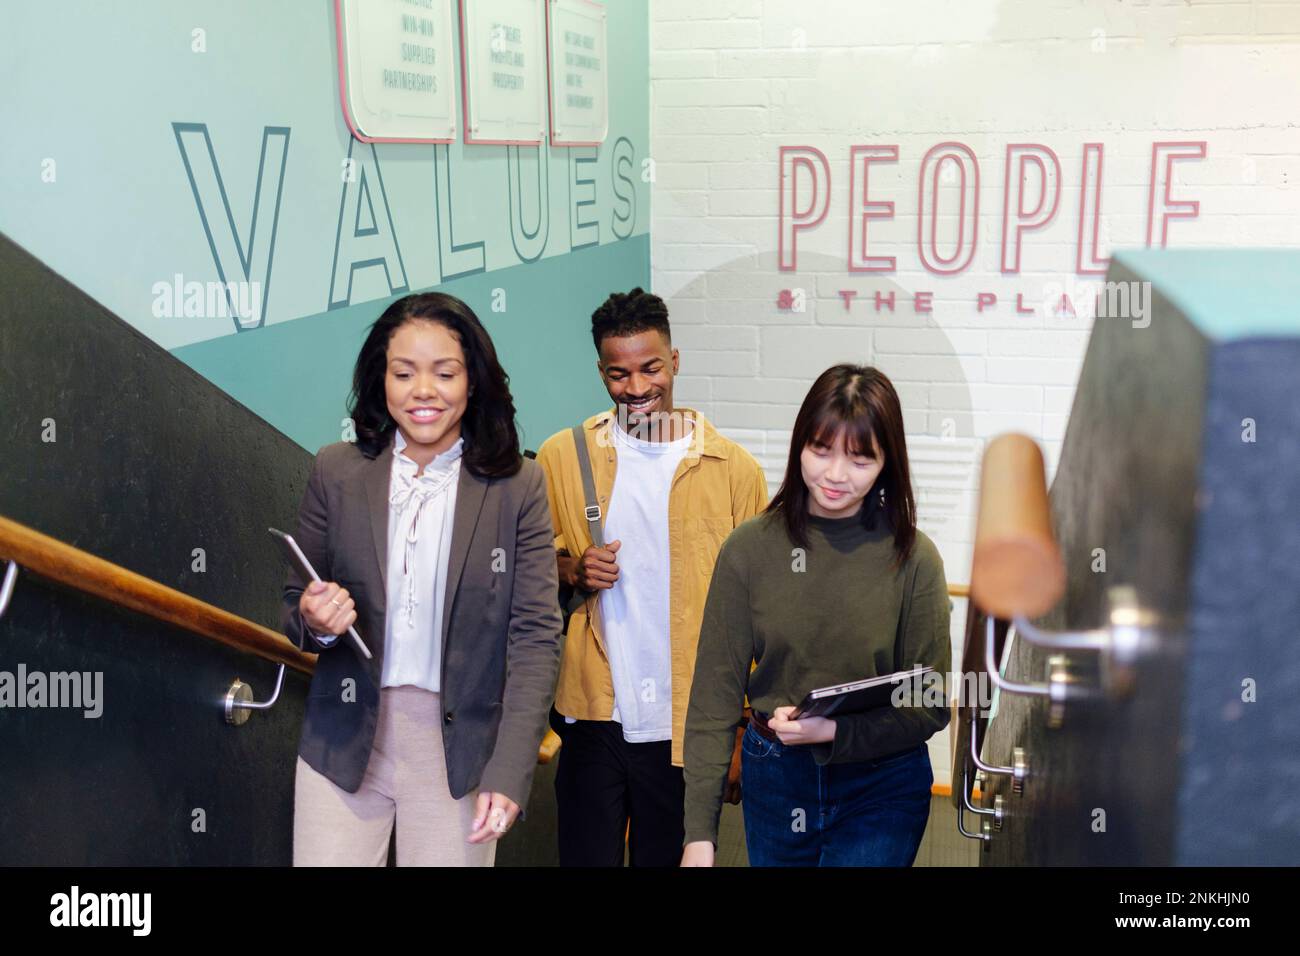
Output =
[{"x1": 683, "y1": 509, "x2": 952, "y2": 847}]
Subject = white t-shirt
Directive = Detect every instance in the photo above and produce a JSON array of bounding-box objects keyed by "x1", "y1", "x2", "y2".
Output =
[{"x1": 598, "y1": 420, "x2": 694, "y2": 743}]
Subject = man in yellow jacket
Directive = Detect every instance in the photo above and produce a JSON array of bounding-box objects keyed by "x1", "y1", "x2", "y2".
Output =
[{"x1": 536, "y1": 287, "x2": 768, "y2": 866}]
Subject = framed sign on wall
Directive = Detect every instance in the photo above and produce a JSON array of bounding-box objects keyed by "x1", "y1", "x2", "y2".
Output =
[
  {"x1": 546, "y1": 0, "x2": 608, "y2": 146},
  {"x1": 459, "y1": 0, "x2": 548, "y2": 145},
  {"x1": 335, "y1": 0, "x2": 458, "y2": 143}
]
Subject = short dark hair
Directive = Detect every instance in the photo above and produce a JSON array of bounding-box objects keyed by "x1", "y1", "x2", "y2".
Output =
[
  {"x1": 347, "y1": 292, "x2": 522, "y2": 478},
  {"x1": 766, "y1": 365, "x2": 917, "y2": 565},
  {"x1": 591, "y1": 287, "x2": 671, "y2": 351}
]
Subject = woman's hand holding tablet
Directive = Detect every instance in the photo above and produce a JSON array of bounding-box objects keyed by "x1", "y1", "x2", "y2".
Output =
[
  {"x1": 766, "y1": 705, "x2": 838, "y2": 745},
  {"x1": 270, "y1": 527, "x2": 372, "y2": 659},
  {"x1": 300, "y1": 580, "x2": 358, "y2": 642}
]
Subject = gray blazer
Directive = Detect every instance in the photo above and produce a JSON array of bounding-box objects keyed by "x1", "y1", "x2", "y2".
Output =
[{"x1": 279, "y1": 433, "x2": 562, "y2": 813}]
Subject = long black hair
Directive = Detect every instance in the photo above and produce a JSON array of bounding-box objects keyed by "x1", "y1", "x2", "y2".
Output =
[
  {"x1": 347, "y1": 292, "x2": 522, "y2": 478},
  {"x1": 766, "y1": 365, "x2": 917, "y2": 565}
]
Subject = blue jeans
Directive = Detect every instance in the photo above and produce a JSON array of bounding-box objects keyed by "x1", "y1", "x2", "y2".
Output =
[{"x1": 740, "y1": 722, "x2": 933, "y2": 866}]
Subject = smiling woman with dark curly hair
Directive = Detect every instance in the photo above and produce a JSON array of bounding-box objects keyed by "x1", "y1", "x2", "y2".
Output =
[{"x1": 279, "y1": 291, "x2": 562, "y2": 866}]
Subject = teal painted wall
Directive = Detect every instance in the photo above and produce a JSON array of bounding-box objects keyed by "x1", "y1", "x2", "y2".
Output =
[
  {"x1": 175, "y1": 235, "x2": 647, "y2": 454},
  {"x1": 0, "y1": 0, "x2": 650, "y2": 451}
]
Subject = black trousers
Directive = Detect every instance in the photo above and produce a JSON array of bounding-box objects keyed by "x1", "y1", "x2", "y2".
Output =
[{"x1": 551, "y1": 709, "x2": 685, "y2": 867}]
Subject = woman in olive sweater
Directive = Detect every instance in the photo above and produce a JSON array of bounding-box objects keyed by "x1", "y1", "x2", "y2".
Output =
[{"x1": 681, "y1": 365, "x2": 951, "y2": 867}]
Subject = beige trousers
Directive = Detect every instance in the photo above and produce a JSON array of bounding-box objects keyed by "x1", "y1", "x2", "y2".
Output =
[{"x1": 293, "y1": 684, "x2": 496, "y2": 867}]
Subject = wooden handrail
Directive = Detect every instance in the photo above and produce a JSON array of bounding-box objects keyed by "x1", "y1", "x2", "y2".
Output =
[
  {"x1": 0, "y1": 512, "x2": 973, "y2": 768},
  {"x1": 969, "y1": 434, "x2": 1064, "y2": 619},
  {"x1": 0, "y1": 513, "x2": 316, "y2": 675},
  {"x1": 538, "y1": 729, "x2": 562, "y2": 764},
  {"x1": 951, "y1": 432, "x2": 1064, "y2": 809}
]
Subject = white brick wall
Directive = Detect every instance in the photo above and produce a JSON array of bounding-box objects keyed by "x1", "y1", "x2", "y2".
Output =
[
  {"x1": 649, "y1": 0, "x2": 1300, "y2": 783},
  {"x1": 651, "y1": 0, "x2": 1300, "y2": 580}
]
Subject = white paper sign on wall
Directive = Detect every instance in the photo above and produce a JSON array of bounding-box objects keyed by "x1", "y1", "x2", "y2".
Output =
[
  {"x1": 546, "y1": 0, "x2": 608, "y2": 146},
  {"x1": 459, "y1": 0, "x2": 548, "y2": 145},
  {"x1": 335, "y1": 0, "x2": 458, "y2": 143}
]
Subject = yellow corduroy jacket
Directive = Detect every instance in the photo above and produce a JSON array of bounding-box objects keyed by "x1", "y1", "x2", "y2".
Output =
[{"x1": 535, "y1": 407, "x2": 769, "y2": 766}]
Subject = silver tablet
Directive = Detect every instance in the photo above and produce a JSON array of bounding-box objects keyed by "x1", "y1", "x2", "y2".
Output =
[{"x1": 269, "y1": 527, "x2": 372, "y2": 659}]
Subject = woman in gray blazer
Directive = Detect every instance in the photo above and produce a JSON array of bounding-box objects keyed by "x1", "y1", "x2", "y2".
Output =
[{"x1": 280, "y1": 292, "x2": 562, "y2": 866}]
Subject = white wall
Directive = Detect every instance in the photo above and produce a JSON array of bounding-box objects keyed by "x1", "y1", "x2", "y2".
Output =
[{"x1": 648, "y1": 0, "x2": 1300, "y2": 782}]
